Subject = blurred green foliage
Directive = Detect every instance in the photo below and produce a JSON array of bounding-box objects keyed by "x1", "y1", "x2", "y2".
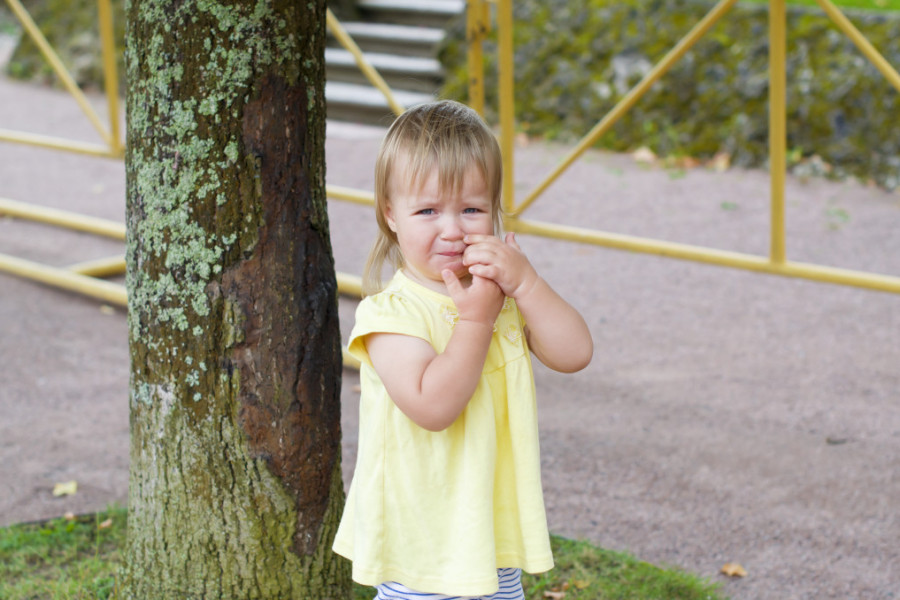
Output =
[
  {"x1": 4, "y1": 0, "x2": 125, "y2": 93},
  {"x1": 439, "y1": 0, "x2": 900, "y2": 189}
]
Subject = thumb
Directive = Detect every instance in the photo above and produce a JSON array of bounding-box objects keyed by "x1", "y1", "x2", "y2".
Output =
[{"x1": 505, "y1": 231, "x2": 521, "y2": 251}]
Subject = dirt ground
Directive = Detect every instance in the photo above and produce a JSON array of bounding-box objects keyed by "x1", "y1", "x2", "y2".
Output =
[{"x1": 1, "y1": 65, "x2": 899, "y2": 598}]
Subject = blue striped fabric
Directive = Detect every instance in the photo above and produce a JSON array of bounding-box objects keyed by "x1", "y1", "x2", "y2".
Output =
[{"x1": 374, "y1": 568, "x2": 524, "y2": 600}]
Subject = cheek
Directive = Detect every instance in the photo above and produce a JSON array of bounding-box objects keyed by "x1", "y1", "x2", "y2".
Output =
[
  {"x1": 397, "y1": 227, "x2": 431, "y2": 253},
  {"x1": 472, "y1": 215, "x2": 495, "y2": 235}
]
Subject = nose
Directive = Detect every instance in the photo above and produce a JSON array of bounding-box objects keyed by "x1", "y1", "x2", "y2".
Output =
[{"x1": 439, "y1": 215, "x2": 464, "y2": 240}]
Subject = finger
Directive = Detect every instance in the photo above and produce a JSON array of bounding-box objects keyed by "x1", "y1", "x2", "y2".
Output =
[
  {"x1": 464, "y1": 233, "x2": 498, "y2": 246},
  {"x1": 442, "y1": 269, "x2": 463, "y2": 297},
  {"x1": 505, "y1": 232, "x2": 521, "y2": 251},
  {"x1": 463, "y1": 243, "x2": 498, "y2": 266},
  {"x1": 470, "y1": 273, "x2": 503, "y2": 296},
  {"x1": 467, "y1": 264, "x2": 497, "y2": 280}
]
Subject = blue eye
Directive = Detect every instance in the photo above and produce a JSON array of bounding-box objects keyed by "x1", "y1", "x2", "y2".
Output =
[
  {"x1": 417, "y1": 208, "x2": 435, "y2": 215},
  {"x1": 463, "y1": 207, "x2": 482, "y2": 214}
]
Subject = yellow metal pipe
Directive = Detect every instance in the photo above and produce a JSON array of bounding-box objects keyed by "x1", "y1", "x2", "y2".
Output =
[
  {"x1": 326, "y1": 8, "x2": 405, "y2": 117},
  {"x1": 0, "y1": 128, "x2": 118, "y2": 157},
  {"x1": 97, "y1": 0, "x2": 123, "y2": 158},
  {"x1": 0, "y1": 252, "x2": 128, "y2": 305},
  {"x1": 0, "y1": 197, "x2": 126, "y2": 240},
  {"x1": 770, "y1": 0, "x2": 787, "y2": 264},
  {"x1": 497, "y1": 0, "x2": 516, "y2": 217},
  {"x1": 508, "y1": 218, "x2": 900, "y2": 294},
  {"x1": 466, "y1": 0, "x2": 488, "y2": 116},
  {"x1": 68, "y1": 255, "x2": 126, "y2": 278},
  {"x1": 815, "y1": 0, "x2": 900, "y2": 94},
  {"x1": 5, "y1": 0, "x2": 113, "y2": 146},
  {"x1": 326, "y1": 184, "x2": 375, "y2": 206},
  {"x1": 512, "y1": 0, "x2": 739, "y2": 217},
  {"x1": 337, "y1": 272, "x2": 363, "y2": 298}
]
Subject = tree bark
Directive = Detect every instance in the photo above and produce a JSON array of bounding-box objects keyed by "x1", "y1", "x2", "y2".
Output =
[{"x1": 122, "y1": 0, "x2": 349, "y2": 597}]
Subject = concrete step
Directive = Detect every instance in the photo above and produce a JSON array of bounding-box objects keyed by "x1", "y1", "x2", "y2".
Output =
[
  {"x1": 325, "y1": 48, "x2": 443, "y2": 93},
  {"x1": 356, "y1": 0, "x2": 464, "y2": 28},
  {"x1": 328, "y1": 21, "x2": 445, "y2": 56},
  {"x1": 324, "y1": 0, "x2": 461, "y2": 124},
  {"x1": 325, "y1": 80, "x2": 435, "y2": 125}
]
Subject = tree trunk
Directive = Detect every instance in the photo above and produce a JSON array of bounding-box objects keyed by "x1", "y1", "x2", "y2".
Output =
[{"x1": 122, "y1": 0, "x2": 349, "y2": 597}]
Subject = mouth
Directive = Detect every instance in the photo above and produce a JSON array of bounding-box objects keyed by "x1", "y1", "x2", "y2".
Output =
[{"x1": 438, "y1": 246, "x2": 466, "y2": 257}]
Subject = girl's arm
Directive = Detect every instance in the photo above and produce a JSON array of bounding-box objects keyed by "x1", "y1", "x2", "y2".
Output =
[
  {"x1": 464, "y1": 233, "x2": 593, "y2": 373},
  {"x1": 366, "y1": 270, "x2": 504, "y2": 432}
]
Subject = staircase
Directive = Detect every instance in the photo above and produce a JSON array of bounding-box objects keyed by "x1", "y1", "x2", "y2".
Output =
[{"x1": 325, "y1": 0, "x2": 465, "y2": 125}]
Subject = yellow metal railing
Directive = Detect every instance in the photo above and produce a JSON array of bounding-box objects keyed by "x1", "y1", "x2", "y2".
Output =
[{"x1": 0, "y1": 0, "x2": 122, "y2": 157}]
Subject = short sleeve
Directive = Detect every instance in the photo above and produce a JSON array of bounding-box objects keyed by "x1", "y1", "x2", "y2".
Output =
[{"x1": 347, "y1": 289, "x2": 433, "y2": 367}]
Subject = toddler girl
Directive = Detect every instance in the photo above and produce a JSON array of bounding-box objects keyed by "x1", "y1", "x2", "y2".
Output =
[{"x1": 333, "y1": 100, "x2": 593, "y2": 599}]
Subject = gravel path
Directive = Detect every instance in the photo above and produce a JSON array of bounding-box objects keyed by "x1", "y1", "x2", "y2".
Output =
[{"x1": 1, "y1": 74, "x2": 898, "y2": 599}]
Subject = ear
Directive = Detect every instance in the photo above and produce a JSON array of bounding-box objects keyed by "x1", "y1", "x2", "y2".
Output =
[{"x1": 383, "y1": 203, "x2": 397, "y2": 233}]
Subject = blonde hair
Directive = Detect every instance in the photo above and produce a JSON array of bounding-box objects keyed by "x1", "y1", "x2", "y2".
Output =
[{"x1": 363, "y1": 100, "x2": 503, "y2": 295}]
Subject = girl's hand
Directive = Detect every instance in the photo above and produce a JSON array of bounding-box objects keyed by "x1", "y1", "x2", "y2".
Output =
[
  {"x1": 442, "y1": 269, "x2": 504, "y2": 326},
  {"x1": 463, "y1": 232, "x2": 539, "y2": 299},
  {"x1": 465, "y1": 232, "x2": 593, "y2": 373}
]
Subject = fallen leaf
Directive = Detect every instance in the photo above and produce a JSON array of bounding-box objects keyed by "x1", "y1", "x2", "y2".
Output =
[
  {"x1": 709, "y1": 151, "x2": 731, "y2": 172},
  {"x1": 52, "y1": 481, "x2": 78, "y2": 497},
  {"x1": 721, "y1": 562, "x2": 748, "y2": 578},
  {"x1": 98, "y1": 518, "x2": 113, "y2": 529},
  {"x1": 573, "y1": 580, "x2": 590, "y2": 589},
  {"x1": 632, "y1": 146, "x2": 657, "y2": 164},
  {"x1": 99, "y1": 305, "x2": 116, "y2": 316},
  {"x1": 543, "y1": 592, "x2": 566, "y2": 600},
  {"x1": 64, "y1": 512, "x2": 76, "y2": 521}
]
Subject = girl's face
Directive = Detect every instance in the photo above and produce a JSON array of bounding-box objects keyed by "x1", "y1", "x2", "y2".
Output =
[{"x1": 384, "y1": 163, "x2": 495, "y2": 294}]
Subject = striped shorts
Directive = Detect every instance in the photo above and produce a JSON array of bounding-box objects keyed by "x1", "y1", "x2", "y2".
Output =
[{"x1": 374, "y1": 568, "x2": 524, "y2": 600}]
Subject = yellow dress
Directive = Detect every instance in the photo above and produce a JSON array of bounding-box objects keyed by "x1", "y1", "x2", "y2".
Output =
[{"x1": 333, "y1": 270, "x2": 553, "y2": 597}]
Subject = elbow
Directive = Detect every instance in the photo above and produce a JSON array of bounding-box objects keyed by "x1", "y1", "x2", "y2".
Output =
[
  {"x1": 557, "y1": 354, "x2": 592, "y2": 374},
  {"x1": 412, "y1": 410, "x2": 459, "y2": 432},
  {"x1": 551, "y1": 339, "x2": 593, "y2": 373},
  {"x1": 417, "y1": 418, "x2": 455, "y2": 433},
  {"x1": 401, "y1": 397, "x2": 464, "y2": 432}
]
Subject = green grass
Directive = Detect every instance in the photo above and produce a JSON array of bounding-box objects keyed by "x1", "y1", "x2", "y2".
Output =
[
  {"x1": 0, "y1": 507, "x2": 125, "y2": 600},
  {"x1": 2, "y1": 509, "x2": 724, "y2": 600},
  {"x1": 519, "y1": 536, "x2": 725, "y2": 600},
  {"x1": 353, "y1": 535, "x2": 728, "y2": 599},
  {"x1": 352, "y1": 535, "x2": 727, "y2": 599},
  {"x1": 353, "y1": 536, "x2": 728, "y2": 599}
]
